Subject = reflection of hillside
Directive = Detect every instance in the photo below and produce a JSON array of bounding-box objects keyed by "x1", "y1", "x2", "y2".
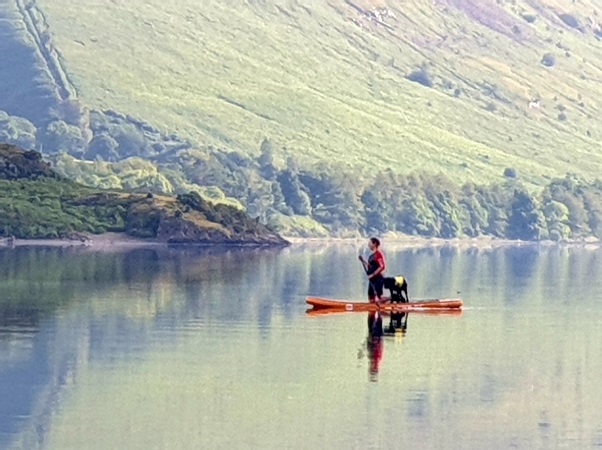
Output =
[
  {"x1": 0, "y1": 246, "x2": 300, "y2": 345},
  {"x1": 6, "y1": 311, "x2": 89, "y2": 450},
  {"x1": 0, "y1": 246, "x2": 292, "y2": 449}
]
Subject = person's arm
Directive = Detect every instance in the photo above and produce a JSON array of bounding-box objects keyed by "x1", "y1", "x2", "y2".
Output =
[
  {"x1": 368, "y1": 252, "x2": 386, "y2": 279},
  {"x1": 358, "y1": 255, "x2": 369, "y2": 272}
]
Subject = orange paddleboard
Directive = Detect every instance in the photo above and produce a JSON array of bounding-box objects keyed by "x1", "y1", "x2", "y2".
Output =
[{"x1": 306, "y1": 296, "x2": 463, "y2": 312}]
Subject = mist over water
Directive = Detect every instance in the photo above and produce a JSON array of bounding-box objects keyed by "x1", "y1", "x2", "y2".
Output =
[{"x1": 1, "y1": 244, "x2": 601, "y2": 449}]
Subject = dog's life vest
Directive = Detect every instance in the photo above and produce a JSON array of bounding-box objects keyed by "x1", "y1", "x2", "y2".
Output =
[{"x1": 388, "y1": 275, "x2": 407, "y2": 303}]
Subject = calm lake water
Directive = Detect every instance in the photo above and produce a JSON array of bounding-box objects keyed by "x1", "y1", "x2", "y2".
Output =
[{"x1": 1, "y1": 244, "x2": 602, "y2": 450}]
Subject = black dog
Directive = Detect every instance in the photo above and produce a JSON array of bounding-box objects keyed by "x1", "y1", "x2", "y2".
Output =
[{"x1": 383, "y1": 275, "x2": 409, "y2": 303}]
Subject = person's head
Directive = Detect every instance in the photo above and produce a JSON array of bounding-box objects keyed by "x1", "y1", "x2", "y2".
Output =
[{"x1": 368, "y1": 237, "x2": 381, "y2": 252}]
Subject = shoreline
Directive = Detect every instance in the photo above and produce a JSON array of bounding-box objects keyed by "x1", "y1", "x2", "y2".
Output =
[
  {"x1": 1, "y1": 233, "x2": 600, "y2": 251},
  {"x1": 0, "y1": 233, "x2": 288, "y2": 250},
  {"x1": 283, "y1": 235, "x2": 602, "y2": 250},
  {"x1": 0, "y1": 233, "x2": 165, "y2": 249}
]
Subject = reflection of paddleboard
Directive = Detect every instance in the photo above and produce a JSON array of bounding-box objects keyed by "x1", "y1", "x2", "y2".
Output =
[
  {"x1": 305, "y1": 307, "x2": 463, "y2": 317},
  {"x1": 305, "y1": 296, "x2": 463, "y2": 312}
]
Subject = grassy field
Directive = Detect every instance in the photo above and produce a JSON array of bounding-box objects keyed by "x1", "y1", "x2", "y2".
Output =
[{"x1": 37, "y1": 0, "x2": 602, "y2": 185}]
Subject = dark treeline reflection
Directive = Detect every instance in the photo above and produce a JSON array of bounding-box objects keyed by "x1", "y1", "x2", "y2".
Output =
[{"x1": 1, "y1": 244, "x2": 602, "y2": 449}]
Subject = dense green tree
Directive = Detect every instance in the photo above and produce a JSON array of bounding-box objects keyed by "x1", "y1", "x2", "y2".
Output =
[
  {"x1": 398, "y1": 194, "x2": 438, "y2": 236},
  {"x1": 0, "y1": 111, "x2": 37, "y2": 150},
  {"x1": 40, "y1": 120, "x2": 87, "y2": 156},
  {"x1": 277, "y1": 169, "x2": 311, "y2": 216},
  {"x1": 361, "y1": 190, "x2": 388, "y2": 233},
  {"x1": 84, "y1": 134, "x2": 119, "y2": 161},
  {"x1": 110, "y1": 123, "x2": 148, "y2": 157},
  {"x1": 459, "y1": 184, "x2": 489, "y2": 237},
  {"x1": 543, "y1": 176, "x2": 591, "y2": 236},
  {"x1": 258, "y1": 138, "x2": 277, "y2": 180},
  {"x1": 299, "y1": 168, "x2": 364, "y2": 230},
  {"x1": 543, "y1": 200, "x2": 571, "y2": 241},
  {"x1": 507, "y1": 189, "x2": 547, "y2": 240},
  {"x1": 582, "y1": 187, "x2": 602, "y2": 238}
]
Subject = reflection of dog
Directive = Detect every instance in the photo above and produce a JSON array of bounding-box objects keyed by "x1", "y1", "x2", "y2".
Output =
[
  {"x1": 385, "y1": 312, "x2": 408, "y2": 335},
  {"x1": 383, "y1": 276, "x2": 409, "y2": 303}
]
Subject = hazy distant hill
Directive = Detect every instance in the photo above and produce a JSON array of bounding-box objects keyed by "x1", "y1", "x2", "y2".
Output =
[{"x1": 32, "y1": 0, "x2": 602, "y2": 185}]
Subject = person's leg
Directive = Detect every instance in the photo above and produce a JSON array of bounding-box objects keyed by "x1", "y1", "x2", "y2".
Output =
[
  {"x1": 374, "y1": 276, "x2": 384, "y2": 303},
  {"x1": 368, "y1": 283, "x2": 375, "y2": 303}
]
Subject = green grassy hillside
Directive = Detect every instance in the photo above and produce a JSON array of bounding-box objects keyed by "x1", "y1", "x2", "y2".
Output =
[{"x1": 37, "y1": 0, "x2": 602, "y2": 185}]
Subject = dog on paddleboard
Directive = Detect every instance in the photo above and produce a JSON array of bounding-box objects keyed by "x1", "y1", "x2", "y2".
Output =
[{"x1": 383, "y1": 275, "x2": 409, "y2": 303}]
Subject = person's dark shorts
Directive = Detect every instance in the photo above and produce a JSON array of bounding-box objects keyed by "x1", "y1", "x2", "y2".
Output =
[{"x1": 368, "y1": 275, "x2": 384, "y2": 299}]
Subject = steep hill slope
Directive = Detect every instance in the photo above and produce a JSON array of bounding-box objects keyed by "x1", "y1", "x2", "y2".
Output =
[
  {"x1": 36, "y1": 0, "x2": 602, "y2": 184},
  {"x1": 0, "y1": 0, "x2": 65, "y2": 125}
]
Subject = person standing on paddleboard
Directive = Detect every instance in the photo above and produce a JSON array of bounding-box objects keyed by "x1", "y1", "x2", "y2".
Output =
[{"x1": 359, "y1": 237, "x2": 386, "y2": 304}]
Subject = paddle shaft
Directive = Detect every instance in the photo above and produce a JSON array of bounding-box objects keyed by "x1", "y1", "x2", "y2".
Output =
[{"x1": 359, "y1": 256, "x2": 382, "y2": 303}]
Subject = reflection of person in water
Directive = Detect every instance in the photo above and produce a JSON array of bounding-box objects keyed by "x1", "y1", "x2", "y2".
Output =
[
  {"x1": 366, "y1": 310, "x2": 384, "y2": 381},
  {"x1": 364, "y1": 311, "x2": 410, "y2": 381}
]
